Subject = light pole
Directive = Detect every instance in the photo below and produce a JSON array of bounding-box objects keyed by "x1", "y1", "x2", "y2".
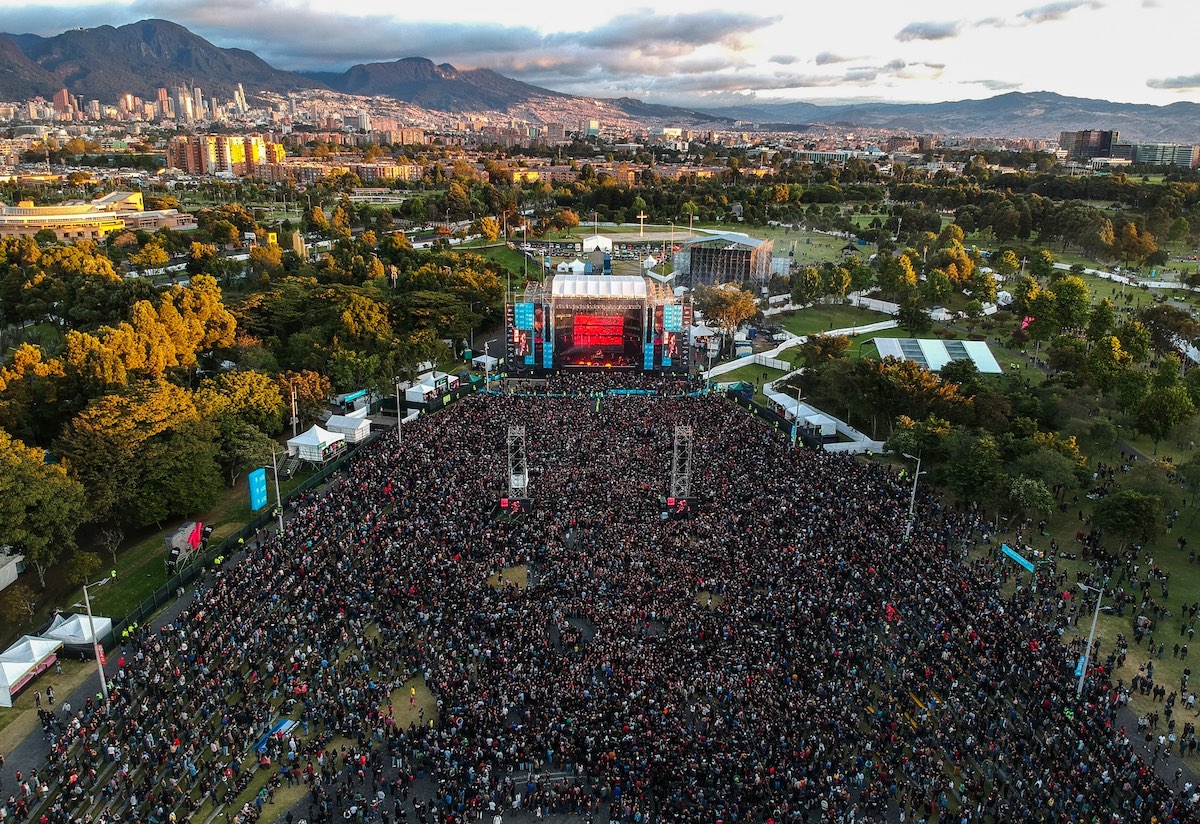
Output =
[
  {"x1": 394, "y1": 376, "x2": 404, "y2": 443},
  {"x1": 902, "y1": 452, "x2": 925, "y2": 541},
  {"x1": 483, "y1": 341, "x2": 491, "y2": 391},
  {"x1": 75, "y1": 573, "x2": 115, "y2": 702},
  {"x1": 791, "y1": 390, "x2": 803, "y2": 448},
  {"x1": 1076, "y1": 582, "x2": 1106, "y2": 697},
  {"x1": 269, "y1": 448, "x2": 284, "y2": 532}
]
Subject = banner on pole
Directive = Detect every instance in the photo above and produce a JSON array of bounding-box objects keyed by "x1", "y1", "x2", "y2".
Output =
[
  {"x1": 249, "y1": 467, "x2": 269, "y2": 511},
  {"x1": 1001, "y1": 543, "x2": 1034, "y2": 574}
]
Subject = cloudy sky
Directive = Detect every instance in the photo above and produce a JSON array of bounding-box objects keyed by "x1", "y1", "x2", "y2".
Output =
[{"x1": 9, "y1": 0, "x2": 1200, "y2": 106}]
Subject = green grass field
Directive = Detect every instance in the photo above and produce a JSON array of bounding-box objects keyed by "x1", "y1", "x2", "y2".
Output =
[{"x1": 773, "y1": 304, "x2": 893, "y2": 336}]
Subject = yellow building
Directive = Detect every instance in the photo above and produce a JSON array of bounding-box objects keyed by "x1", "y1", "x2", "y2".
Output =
[{"x1": 0, "y1": 191, "x2": 197, "y2": 242}]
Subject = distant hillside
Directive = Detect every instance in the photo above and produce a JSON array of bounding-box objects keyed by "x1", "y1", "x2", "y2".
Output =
[
  {"x1": 0, "y1": 19, "x2": 321, "y2": 100},
  {"x1": 304, "y1": 57, "x2": 568, "y2": 111},
  {"x1": 1, "y1": 20, "x2": 1196, "y2": 143},
  {"x1": 700, "y1": 92, "x2": 1200, "y2": 143},
  {"x1": 0, "y1": 34, "x2": 56, "y2": 99}
]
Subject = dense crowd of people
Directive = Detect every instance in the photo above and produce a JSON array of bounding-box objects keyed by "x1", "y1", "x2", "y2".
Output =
[{"x1": 8, "y1": 373, "x2": 1198, "y2": 824}]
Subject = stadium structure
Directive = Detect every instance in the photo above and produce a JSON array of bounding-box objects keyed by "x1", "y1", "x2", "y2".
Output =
[{"x1": 672, "y1": 230, "x2": 774, "y2": 289}]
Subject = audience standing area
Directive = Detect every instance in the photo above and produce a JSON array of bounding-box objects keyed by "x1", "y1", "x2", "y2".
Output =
[{"x1": 10, "y1": 372, "x2": 1196, "y2": 824}]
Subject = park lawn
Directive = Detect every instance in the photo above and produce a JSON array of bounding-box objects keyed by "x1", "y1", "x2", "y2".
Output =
[
  {"x1": 1036, "y1": 488, "x2": 1200, "y2": 739},
  {"x1": 479, "y1": 243, "x2": 530, "y2": 278},
  {"x1": 0, "y1": 657, "x2": 93, "y2": 740},
  {"x1": 486, "y1": 564, "x2": 529, "y2": 590},
  {"x1": 714, "y1": 363, "x2": 791, "y2": 403},
  {"x1": 774, "y1": 305, "x2": 893, "y2": 336},
  {"x1": 74, "y1": 466, "x2": 318, "y2": 619},
  {"x1": 380, "y1": 676, "x2": 440, "y2": 730}
]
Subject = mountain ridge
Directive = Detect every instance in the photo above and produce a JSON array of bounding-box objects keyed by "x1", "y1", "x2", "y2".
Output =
[
  {"x1": 698, "y1": 91, "x2": 1200, "y2": 142},
  {"x1": 0, "y1": 20, "x2": 1196, "y2": 142}
]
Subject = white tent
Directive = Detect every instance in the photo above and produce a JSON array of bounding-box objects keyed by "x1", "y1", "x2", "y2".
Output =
[
  {"x1": 43, "y1": 613, "x2": 113, "y2": 647},
  {"x1": 0, "y1": 635, "x2": 62, "y2": 708},
  {"x1": 286, "y1": 425, "x2": 345, "y2": 462},
  {"x1": 642, "y1": 254, "x2": 659, "y2": 270},
  {"x1": 580, "y1": 234, "x2": 612, "y2": 253},
  {"x1": 325, "y1": 414, "x2": 371, "y2": 444},
  {"x1": 472, "y1": 354, "x2": 499, "y2": 370}
]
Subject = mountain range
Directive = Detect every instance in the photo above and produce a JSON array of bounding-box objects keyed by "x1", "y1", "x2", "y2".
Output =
[{"x1": 1, "y1": 19, "x2": 1198, "y2": 142}]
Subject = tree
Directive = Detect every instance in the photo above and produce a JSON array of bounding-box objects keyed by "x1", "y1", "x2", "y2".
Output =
[
  {"x1": 1116, "y1": 319, "x2": 1152, "y2": 364},
  {"x1": 195, "y1": 370, "x2": 286, "y2": 435},
  {"x1": 1136, "y1": 384, "x2": 1195, "y2": 453},
  {"x1": 791, "y1": 266, "x2": 822, "y2": 307},
  {"x1": 821, "y1": 265, "x2": 851, "y2": 304},
  {"x1": 1012, "y1": 448, "x2": 1079, "y2": 495},
  {"x1": 479, "y1": 216, "x2": 500, "y2": 242},
  {"x1": 553, "y1": 209, "x2": 580, "y2": 236},
  {"x1": 994, "y1": 250, "x2": 1021, "y2": 279},
  {"x1": 0, "y1": 428, "x2": 87, "y2": 588},
  {"x1": 1029, "y1": 249, "x2": 1054, "y2": 278},
  {"x1": 1086, "y1": 298, "x2": 1116, "y2": 343},
  {"x1": 693, "y1": 285, "x2": 758, "y2": 353},
  {"x1": 304, "y1": 204, "x2": 329, "y2": 234},
  {"x1": 1092, "y1": 489, "x2": 1163, "y2": 548},
  {"x1": 1136, "y1": 304, "x2": 1200, "y2": 357},
  {"x1": 100, "y1": 527, "x2": 124, "y2": 567},
  {"x1": 58, "y1": 381, "x2": 200, "y2": 523},
  {"x1": 128, "y1": 239, "x2": 169, "y2": 272},
  {"x1": 1008, "y1": 477, "x2": 1055, "y2": 521},
  {"x1": 248, "y1": 243, "x2": 284, "y2": 281},
  {"x1": 64, "y1": 550, "x2": 102, "y2": 587},
  {"x1": 798, "y1": 334, "x2": 850, "y2": 368},
  {"x1": 1087, "y1": 335, "x2": 1133, "y2": 392},
  {"x1": 0, "y1": 584, "x2": 37, "y2": 627},
  {"x1": 1051, "y1": 276, "x2": 1091, "y2": 331},
  {"x1": 1010, "y1": 275, "x2": 1040, "y2": 316},
  {"x1": 898, "y1": 294, "x2": 932, "y2": 336},
  {"x1": 277, "y1": 370, "x2": 333, "y2": 429},
  {"x1": 922, "y1": 268, "x2": 952, "y2": 305},
  {"x1": 939, "y1": 359, "x2": 980, "y2": 392}
]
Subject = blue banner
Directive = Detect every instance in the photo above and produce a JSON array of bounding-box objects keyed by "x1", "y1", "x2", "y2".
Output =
[
  {"x1": 249, "y1": 468, "x2": 268, "y2": 511},
  {"x1": 663, "y1": 305, "x2": 683, "y2": 331},
  {"x1": 1001, "y1": 543, "x2": 1034, "y2": 574},
  {"x1": 643, "y1": 342, "x2": 655, "y2": 371},
  {"x1": 1075, "y1": 655, "x2": 1086, "y2": 677},
  {"x1": 514, "y1": 303, "x2": 535, "y2": 330}
]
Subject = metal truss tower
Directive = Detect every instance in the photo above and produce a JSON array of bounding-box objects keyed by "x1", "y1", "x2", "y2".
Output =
[
  {"x1": 507, "y1": 425, "x2": 529, "y2": 499},
  {"x1": 670, "y1": 425, "x2": 693, "y2": 501}
]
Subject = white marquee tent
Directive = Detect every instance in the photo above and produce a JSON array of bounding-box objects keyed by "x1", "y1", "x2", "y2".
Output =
[
  {"x1": 286, "y1": 425, "x2": 345, "y2": 462},
  {"x1": 0, "y1": 635, "x2": 62, "y2": 708},
  {"x1": 43, "y1": 613, "x2": 113, "y2": 647},
  {"x1": 324, "y1": 414, "x2": 372, "y2": 444}
]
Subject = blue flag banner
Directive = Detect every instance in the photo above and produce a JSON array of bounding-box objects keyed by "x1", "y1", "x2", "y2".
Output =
[
  {"x1": 1001, "y1": 542, "x2": 1035, "y2": 574},
  {"x1": 249, "y1": 467, "x2": 268, "y2": 511}
]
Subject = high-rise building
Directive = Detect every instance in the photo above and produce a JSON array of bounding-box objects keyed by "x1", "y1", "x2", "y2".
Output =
[
  {"x1": 52, "y1": 88, "x2": 71, "y2": 113},
  {"x1": 236, "y1": 84, "x2": 249, "y2": 114},
  {"x1": 1113, "y1": 143, "x2": 1200, "y2": 168},
  {"x1": 192, "y1": 87, "x2": 204, "y2": 120},
  {"x1": 1059, "y1": 130, "x2": 1119, "y2": 160}
]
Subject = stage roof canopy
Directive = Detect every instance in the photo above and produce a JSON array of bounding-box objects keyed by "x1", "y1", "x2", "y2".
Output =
[
  {"x1": 551, "y1": 274, "x2": 648, "y2": 299},
  {"x1": 873, "y1": 338, "x2": 1003, "y2": 374}
]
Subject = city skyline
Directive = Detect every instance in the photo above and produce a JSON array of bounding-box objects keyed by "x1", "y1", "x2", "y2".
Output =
[{"x1": 5, "y1": 0, "x2": 1199, "y2": 108}]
